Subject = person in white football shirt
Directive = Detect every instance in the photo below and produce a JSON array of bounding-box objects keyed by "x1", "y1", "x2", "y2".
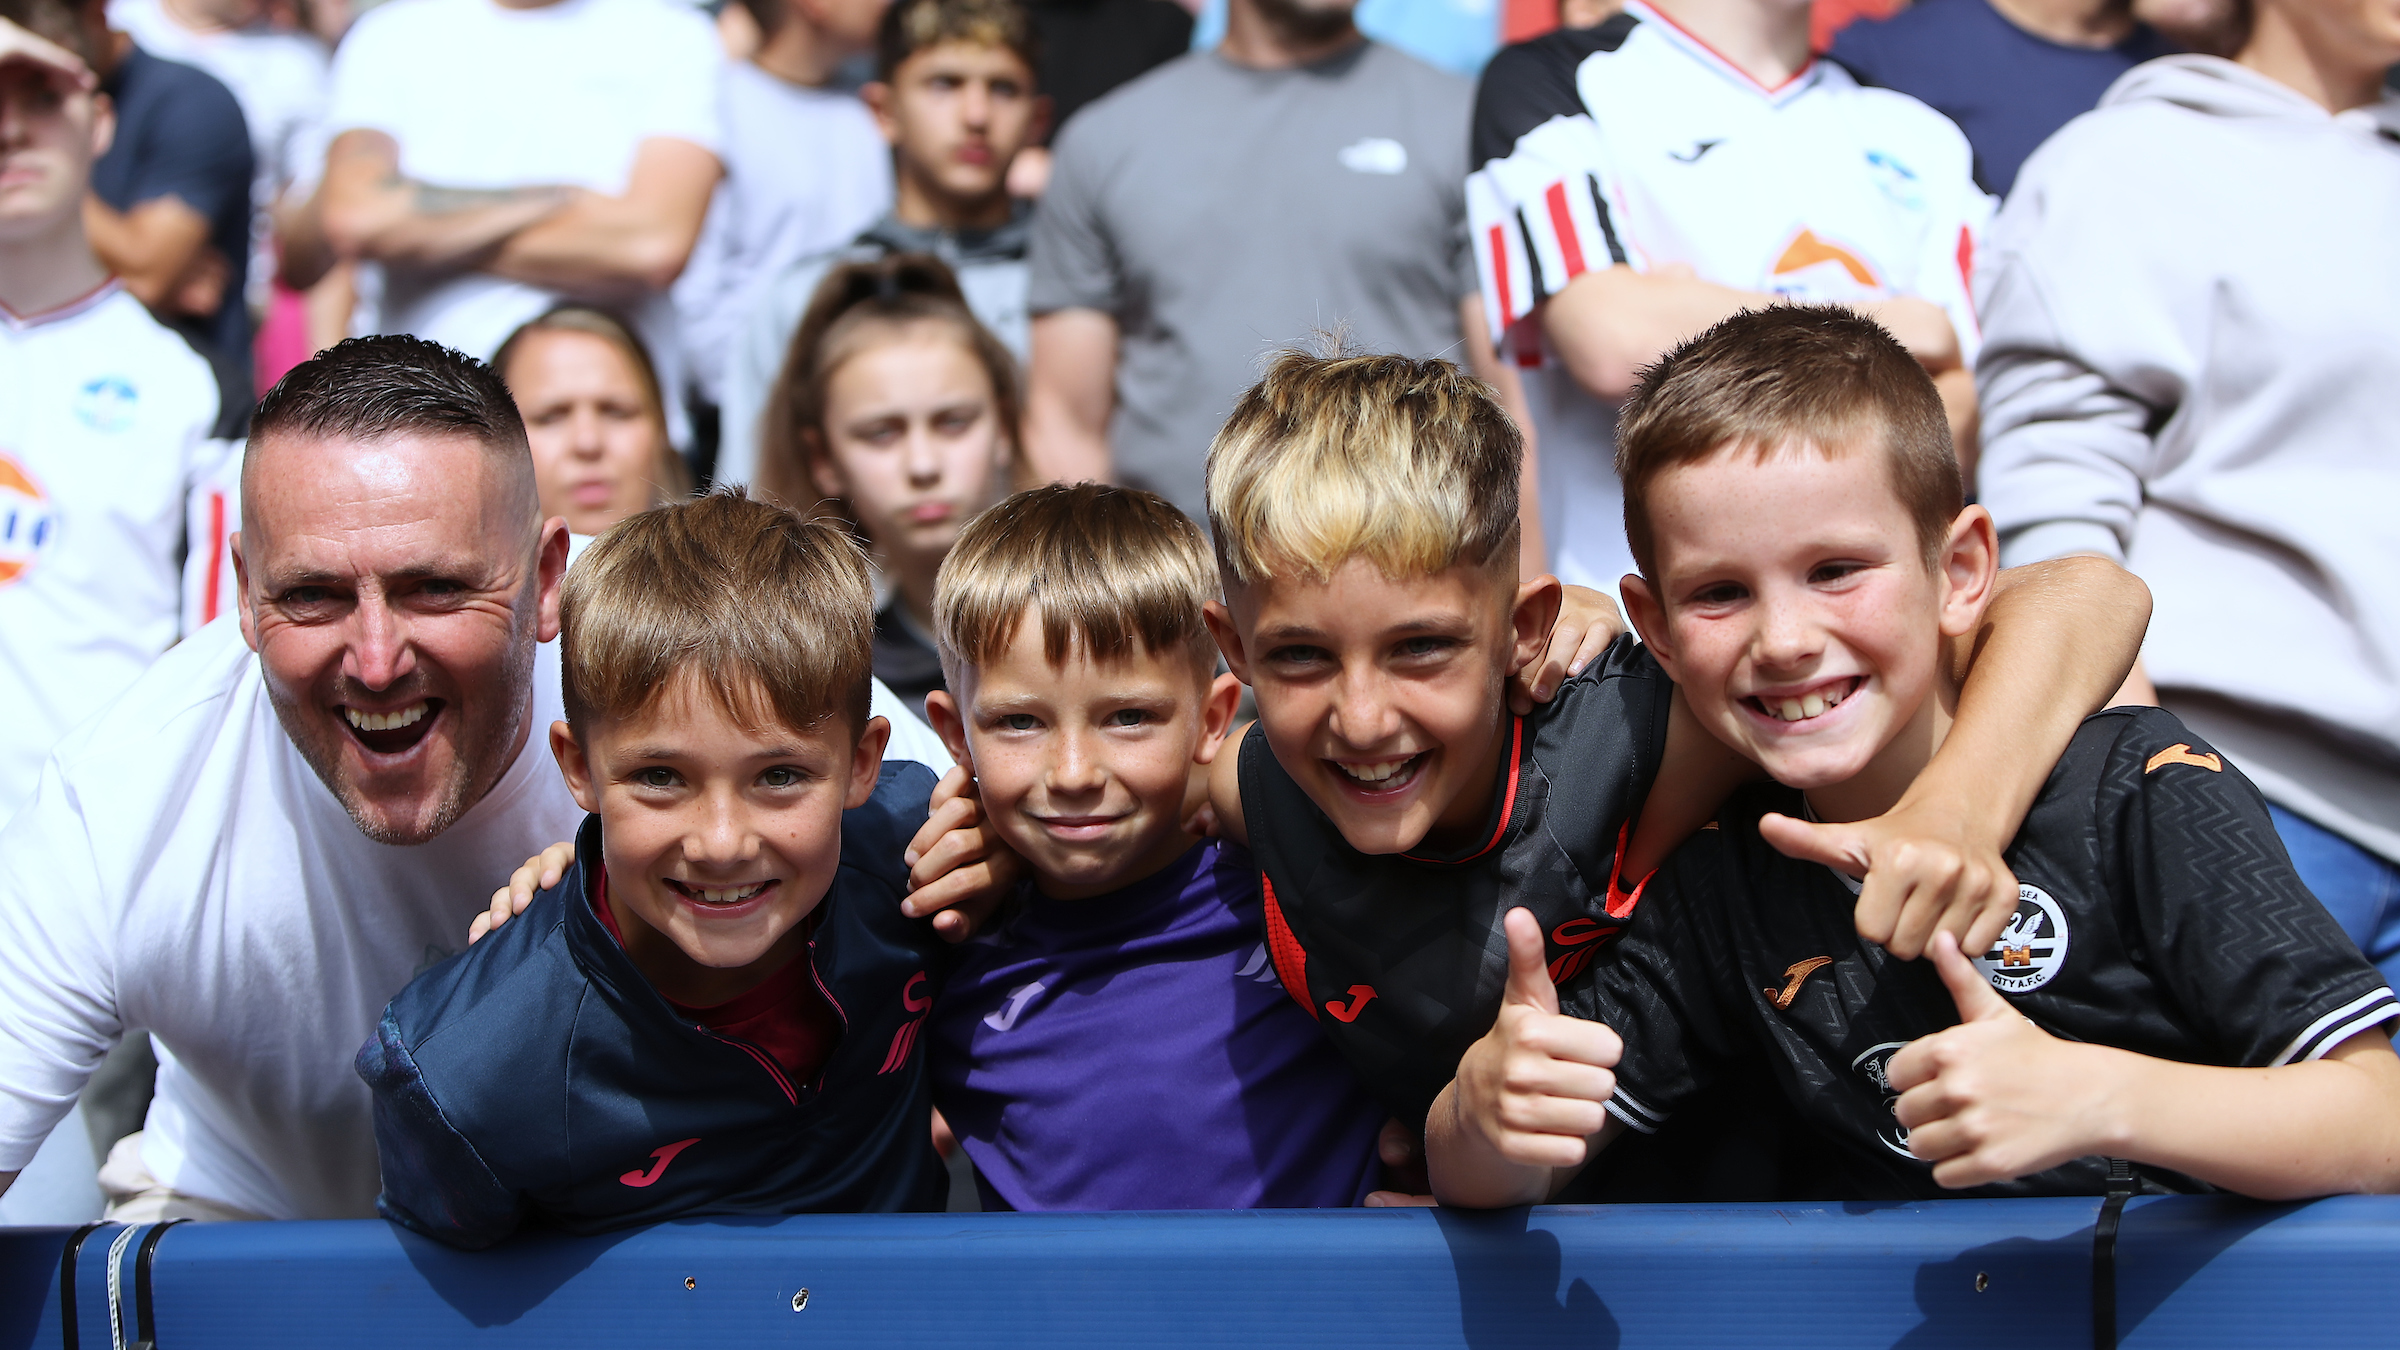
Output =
[
  {"x1": 1464, "y1": 0, "x2": 1990, "y2": 599},
  {"x1": 309, "y1": 0, "x2": 723, "y2": 445},
  {"x1": 0, "y1": 17, "x2": 222, "y2": 822},
  {"x1": 0, "y1": 334, "x2": 953, "y2": 1222}
]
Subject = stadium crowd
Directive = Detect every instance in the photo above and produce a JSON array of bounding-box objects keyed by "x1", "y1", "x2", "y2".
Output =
[{"x1": 0, "y1": 0, "x2": 2394, "y2": 1239}]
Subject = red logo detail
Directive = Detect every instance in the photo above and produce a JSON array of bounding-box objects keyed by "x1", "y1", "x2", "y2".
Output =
[
  {"x1": 1547, "y1": 917, "x2": 1620, "y2": 983},
  {"x1": 902, "y1": 970, "x2": 931, "y2": 1012},
  {"x1": 1551, "y1": 918, "x2": 1607, "y2": 947},
  {"x1": 880, "y1": 1016, "x2": 924, "y2": 1074},
  {"x1": 620, "y1": 1137, "x2": 699, "y2": 1188},
  {"x1": 1325, "y1": 985, "x2": 1379, "y2": 1023}
]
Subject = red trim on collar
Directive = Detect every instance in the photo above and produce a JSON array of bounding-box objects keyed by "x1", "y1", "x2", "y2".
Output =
[
  {"x1": 1404, "y1": 716, "x2": 1525, "y2": 865},
  {"x1": 1260, "y1": 877, "x2": 1317, "y2": 1020},
  {"x1": 1627, "y1": 0, "x2": 1817, "y2": 96},
  {"x1": 0, "y1": 278, "x2": 123, "y2": 329},
  {"x1": 1604, "y1": 818, "x2": 1656, "y2": 919}
]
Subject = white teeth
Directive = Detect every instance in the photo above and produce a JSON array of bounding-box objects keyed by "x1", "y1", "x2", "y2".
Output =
[
  {"x1": 691, "y1": 882, "x2": 767, "y2": 906},
  {"x1": 1763, "y1": 681, "x2": 1855, "y2": 722},
  {"x1": 1801, "y1": 694, "x2": 1826, "y2": 719},
  {"x1": 344, "y1": 701, "x2": 429, "y2": 733},
  {"x1": 1335, "y1": 758, "x2": 1412, "y2": 784}
]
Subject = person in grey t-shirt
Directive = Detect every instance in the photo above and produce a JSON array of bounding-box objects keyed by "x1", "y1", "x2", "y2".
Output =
[{"x1": 1021, "y1": 0, "x2": 1541, "y2": 553}]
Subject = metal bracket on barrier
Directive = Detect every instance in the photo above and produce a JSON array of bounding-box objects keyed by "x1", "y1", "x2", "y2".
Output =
[
  {"x1": 56, "y1": 1221, "x2": 108, "y2": 1350},
  {"x1": 128, "y1": 1220, "x2": 185, "y2": 1350},
  {"x1": 2092, "y1": 1158, "x2": 2137, "y2": 1350}
]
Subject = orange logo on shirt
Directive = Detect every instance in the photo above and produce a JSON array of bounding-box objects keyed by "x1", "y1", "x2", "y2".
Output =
[
  {"x1": 0, "y1": 452, "x2": 55, "y2": 587},
  {"x1": 1771, "y1": 230, "x2": 1881, "y2": 288},
  {"x1": 1764, "y1": 956, "x2": 1833, "y2": 1010},
  {"x1": 2144, "y1": 744, "x2": 2223, "y2": 775}
]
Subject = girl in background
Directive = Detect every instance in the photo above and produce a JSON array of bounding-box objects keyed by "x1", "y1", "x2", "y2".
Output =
[
  {"x1": 496, "y1": 307, "x2": 692, "y2": 538},
  {"x1": 758, "y1": 254, "x2": 1020, "y2": 718}
]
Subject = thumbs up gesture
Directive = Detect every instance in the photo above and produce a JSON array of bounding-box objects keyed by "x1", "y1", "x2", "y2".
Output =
[
  {"x1": 1448, "y1": 909, "x2": 1625, "y2": 1175},
  {"x1": 1885, "y1": 931, "x2": 2110, "y2": 1189}
]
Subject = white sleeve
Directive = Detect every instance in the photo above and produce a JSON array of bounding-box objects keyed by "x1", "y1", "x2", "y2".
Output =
[
  {"x1": 638, "y1": 25, "x2": 725, "y2": 156},
  {"x1": 0, "y1": 763, "x2": 126, "y2": 1172},
  {"x1": 321, "y1": 8, "x2": 412, "y2": 139},
  {"x1": 1466, "y1": 113, "x2": 1627, "y2": 346},
  {"x1": 871, "y1": 680, "x2": 955, "y2": 772}
]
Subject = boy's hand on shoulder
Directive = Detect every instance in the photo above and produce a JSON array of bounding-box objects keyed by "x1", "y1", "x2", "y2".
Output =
[
  {"x1": 468, "y1": 840, "x2": 576, "y2": 945},
  {"x1": 1757, "y1": 794, "x2": 2020, "y2": 961},
  {"x1": 1511, "y1": 582, "x2": 1624, "y2": 714},
  {"x1": 1453, "y1": 909, "x2": 1622, "y2": 1169},
  {"x1": 902, "y1": 765, "x2": 1024, "y2": 943},
  {"x1": 1888, "y1": 932, "x2": 2119, "y2": 1189}
]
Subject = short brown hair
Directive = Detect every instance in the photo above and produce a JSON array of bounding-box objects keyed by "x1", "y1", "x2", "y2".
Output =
[
  {"x1": 1206, "y1": 346, "x2": 1520, "y2": 587},
  {"x1": 933, "y1": 483, "x2": 1216, "y2": 688},
  {"x1": 876, "y1": 0, "x2": 1039, "y2": 82},
  {"x1": 561, "y1": 489, "x2": 875, "y2": 741},
  {"x1": 1616, "y1": 305, "x2": 1960, "y2": 578},
  {"x1": 756, "y1": 253, "x2": 1021, "y2": 530}
]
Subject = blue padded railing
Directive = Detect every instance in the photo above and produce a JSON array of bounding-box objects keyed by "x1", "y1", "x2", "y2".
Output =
[{"x1": 3, "y1": 1197, "x2": 2395, "y2": 1348}]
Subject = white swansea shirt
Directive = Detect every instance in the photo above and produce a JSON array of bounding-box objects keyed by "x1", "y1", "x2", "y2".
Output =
[
  {"x1": 0, "y1": 284, "x2": 221, "y2": 820},
  {"x1": 1465, "y1": 3, "x2": 1992, "y2": 596},
  {"x1": 0, "y1": 613, "x2": 952, "y2": 1218}
]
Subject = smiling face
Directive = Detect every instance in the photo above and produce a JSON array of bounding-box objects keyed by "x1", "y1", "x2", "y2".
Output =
[
  {"x1": 926, "y1": 608, "x2": 1238, "y2": 898},
  {"x1": 0, "y1": 58, "x2": 108, "y2": 248},
  {"x1": 1620, "y1": 443, "x2": 1996, "y2": 824},
  {"x1": 1208, "y1": 558, "x2": 1556, "y2": 856},
  {"x1": 505, "y1": 328, "x2": 671, "y2": 538},
  {"x1": 810, "y1": 327, "x2": 1008, "y2": 566},
  {"x1": 553, "y1": 669, "x2": 887, "y2": 1004},
  {"x1": 873, "y1": 40, "x2": 1042, "y2": 210},
  {"x1": 234, "y1": 429, "x2": 567, "y2": 845}
]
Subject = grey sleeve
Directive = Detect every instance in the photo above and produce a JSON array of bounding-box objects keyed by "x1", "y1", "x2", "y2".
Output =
[{"x1": 1025, "y1": 124, "x2": 1123, "y2": 317}]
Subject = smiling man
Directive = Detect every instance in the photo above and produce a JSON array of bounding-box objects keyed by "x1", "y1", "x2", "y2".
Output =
[{"x1": 0, "y1": 333, "x2": 948, "y2": 1221}]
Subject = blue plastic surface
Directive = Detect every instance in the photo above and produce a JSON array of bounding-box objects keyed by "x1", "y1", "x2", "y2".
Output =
[{"x1": 4, "y1": 1197, "x2": 2393, "y2": 1348}]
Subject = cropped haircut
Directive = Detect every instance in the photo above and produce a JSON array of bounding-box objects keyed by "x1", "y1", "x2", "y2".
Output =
[
  {"x1": 756, "y1": 253, "x2": 1021, "y2": 529},
  {"x1": 1615, "y1": 305, "x2": 1961, "y2": 579},
  {"x1": 561, "y1": 489, "x2": 876, "y2": 742},
  {"x1": 876, "y1": 0, "x2": 1039, "y2": 82},
  {"x1": 1206, "y1": 345, "x2": 1521, "y2": 587},
  {"x1": 933, "y1": 483, "x2": 1217, "y2": 690}
]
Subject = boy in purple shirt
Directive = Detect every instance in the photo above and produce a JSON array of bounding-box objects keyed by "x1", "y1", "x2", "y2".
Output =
[{"x1": 919, "y1": 483, "x2": 1387, "y2": 1208}]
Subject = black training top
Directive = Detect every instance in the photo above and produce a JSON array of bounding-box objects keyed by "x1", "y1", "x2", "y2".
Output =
[
  {"x1": 1584, "y1": 707, "x2": 2400, "y2": 1199},
  {"x1": 359, "y1": 763, "x2": 950, "y2": 1248},
  {"x1": 1241, "y1": 633, "x2": 1675, "y2": 1126}
]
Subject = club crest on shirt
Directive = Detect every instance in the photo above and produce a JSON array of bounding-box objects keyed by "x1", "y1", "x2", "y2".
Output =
[
  {"x1": 1973, "y1": 883, "x2": 2070, "y2": 993},
  {"x1": 0, "y1": 451, "x2": 56, "y2": 588},
  {"x1": 74, "y1": 376, "x2": 138, "y2": 433},
  {"x1": 1337, "y1": 137, "x2": 1408, "y2": 175},
  {"x1": 1864, "y1": 150, "x2": 1925, "y2": 210},
  {"x1": 1851, "y1": 1040, "x2": 1920, "y2": 1161}
]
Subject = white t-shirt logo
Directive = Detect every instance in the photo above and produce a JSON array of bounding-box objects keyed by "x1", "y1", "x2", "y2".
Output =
[
  {"x1": 0, "y1": 452, "x2": 55, "y2": 588},
  {"x1": 74, "y1": 376, "x2": 138, "y2": 433},
  {"x1": 1976, "y1": 883, "x2": 2070, "y2": 993},
  {"x1": 1338, "y1": 137, "x2": 1408, "y2": 175}
]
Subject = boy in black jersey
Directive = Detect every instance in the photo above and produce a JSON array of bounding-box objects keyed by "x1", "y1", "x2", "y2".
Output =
[
  {"x1": 1431, "y1": 307, "x2": 2400, "y2": 1206},
  {"x1": 1182, "y1": 344, "x2": 2149, "y2": 1135}
]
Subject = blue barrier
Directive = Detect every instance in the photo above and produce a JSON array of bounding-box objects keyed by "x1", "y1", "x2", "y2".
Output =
[{"x1": 3, "y1": 1197, "x2": 2392, "y2": 1347}]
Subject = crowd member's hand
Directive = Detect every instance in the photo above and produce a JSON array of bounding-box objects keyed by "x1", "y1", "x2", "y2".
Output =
[
  {"x1": 1889, "y1": 931, "x2": 2107, "y2": 1188},
  {"x1": 0, "y1": 17, "x2": 95, "y2": 89},
  {"x1": 1363, "y1": 1118, "x2": 1436, "y2": 1206},
  {"x1": 1757, "y1": 796, "x2": 2019, "y2": 961},
  {"x1": 1451, "y1": 909, "x2": 1621, "y2": 1172},
  {"x1": 168, "y1": 246, "x2": 231, "y2": 319},
  {"x1": 467, "y1": 840, "x2": 575, "y2": 945},
  {"x1": 1511, "y1": 582, "x2": 1625, "y2": 715},
  {"x1": 902, "y1": 765, "x2": 1023, "y2": 942}
]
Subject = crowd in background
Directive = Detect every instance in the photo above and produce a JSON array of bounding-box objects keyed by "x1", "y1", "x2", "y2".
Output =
[{"x1": 0, "y1": 0, "x2": 2395, "y2": 1226}]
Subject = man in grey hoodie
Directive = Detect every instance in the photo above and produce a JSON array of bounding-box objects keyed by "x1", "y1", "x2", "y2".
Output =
[{"x1": 1976, "y1": 0, "x2": 2400, "y2": 980}]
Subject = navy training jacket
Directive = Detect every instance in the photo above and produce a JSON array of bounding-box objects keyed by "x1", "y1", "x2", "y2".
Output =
[{"x1": 358, "y1": 761, "x2": 948, "y2": 1248}]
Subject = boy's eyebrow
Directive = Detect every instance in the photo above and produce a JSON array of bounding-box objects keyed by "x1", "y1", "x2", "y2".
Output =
[
  {"x1": 619, "y1": 740, "x2": 813, "y2": 761},
  {"x1": 1254, "y1": 615, "x2": 1472, "y2": 643}
]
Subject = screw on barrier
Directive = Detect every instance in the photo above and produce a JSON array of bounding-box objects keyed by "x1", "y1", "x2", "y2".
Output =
[
  {"x1": 792, "y1": 1289, "x2": 811, "y2": 1312},
  {"x1": 684, "y1": 1276, "x2": 697, "y2": 1290},
  {"x1": 1975, "y1": 1272, "x2": 1990, "y2": 1293}
]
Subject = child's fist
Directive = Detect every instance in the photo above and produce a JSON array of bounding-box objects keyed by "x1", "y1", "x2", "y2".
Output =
[{"x1": 1453, "y1": 908, "x2": 1624, "y2": 1170}]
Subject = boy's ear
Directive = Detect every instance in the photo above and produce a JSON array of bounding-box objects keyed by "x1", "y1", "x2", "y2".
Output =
[
  {"x1": 1191, "y1": 671, "x2": 1244, "y2": 766},
  {"x1": 923, "y1": 688, "x2": 974, "y2": 775},
  {"x1": 1937, "y1": 506, "x2": 2001, "y2": 639},
  {"x1": 1507, "y1": 572, "x2": 1564, "y2": 677},
  {"x1": 862, "y1": 80, "x2": 898, "y2": 144},
  {"x1": 847, "y1": 715, "x2": 892, "y2": 809},
  {"x1": 550, "y1": 720, "x2": 600, "y2": 813},
  {"x1": 1619, "y1": 573, "x2": 1681, "y2": 681},
  {"x1": 1202, "y1": 600, "x2": 1252, "y2": 687}
]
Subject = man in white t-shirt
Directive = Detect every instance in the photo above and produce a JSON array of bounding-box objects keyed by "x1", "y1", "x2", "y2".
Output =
[
  {"x1": 1465, "y1": 0, "x2": 1990, "y2": 598},
  {"x1": 673, "y1": 0, "x2": 893, "y2": 464},
  {"x1": 311, "y1": 0, "x2": 723, "y2": 444},
  {"x1": 0, "y1": 333, "x2": 950, "y2": 1220},
  {"x1": 0, "y1": 16, "x2": 223, "y2": 822}
]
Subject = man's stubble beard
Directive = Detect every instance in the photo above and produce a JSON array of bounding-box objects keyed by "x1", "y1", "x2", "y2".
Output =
[
  {"x1": 1248, "y1": 0, "x2": 1360, "y2": 46},
  {"x1": 270, "y1": 593, "x2": 542, "y2": 848}
]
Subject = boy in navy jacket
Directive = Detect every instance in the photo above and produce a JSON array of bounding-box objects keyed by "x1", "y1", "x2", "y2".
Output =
[{"x1": 359, "y1": 491, "x2": 949, "y2": 1248}]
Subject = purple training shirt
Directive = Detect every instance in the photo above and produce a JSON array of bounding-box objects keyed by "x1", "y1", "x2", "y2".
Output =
[{"x1": 928, "y1": 839, "x2": 1386, "y2": 1210}]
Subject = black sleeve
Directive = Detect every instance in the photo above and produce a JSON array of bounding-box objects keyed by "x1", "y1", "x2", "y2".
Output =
[
  {"x1": 357, "y1": 1009, "x2": 525, "y2": 1250},
  {"x1": 1536, "y1": 634, "x2": 1675, "y2": 897},
  {"x1": 2102, "y1": 710, "x2": 2399, "y2": 1067},
  {"x1": 1565, "y1": 831, "x2": 1740, "y2": 1136},
  {"x1": 1468, "y1": 14, "x2": 1634, "y2": 169}
]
